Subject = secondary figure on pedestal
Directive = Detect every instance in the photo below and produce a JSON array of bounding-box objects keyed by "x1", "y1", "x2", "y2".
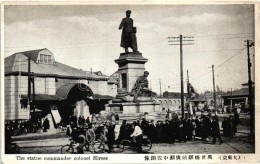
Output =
[
  {"x1": 119, "y1": 10, "x2": 138, "y2": 53},
  {"x1": 130, "y1": 71, "x2": 155, "y2": 102}
]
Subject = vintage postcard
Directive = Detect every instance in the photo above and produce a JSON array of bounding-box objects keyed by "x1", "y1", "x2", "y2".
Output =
[{"x1": 1, "y1": 0, "x2": 259, "y2": 163}]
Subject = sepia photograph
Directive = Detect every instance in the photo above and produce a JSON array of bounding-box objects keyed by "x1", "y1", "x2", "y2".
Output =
[{"x1": 1, "y1": 1, "x2": 258, "y2": 163}]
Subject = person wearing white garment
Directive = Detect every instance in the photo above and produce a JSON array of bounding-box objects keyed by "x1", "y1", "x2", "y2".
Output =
[
  {"x1": 130, "y1": 122, "x2": 143, "y2": 150},
  {"x1": 114, "y1": 121, "x2": 121, "y2": 141}
]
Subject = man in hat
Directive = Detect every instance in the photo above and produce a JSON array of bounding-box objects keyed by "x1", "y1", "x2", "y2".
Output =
[{"x1": 119, "y1": 10, "x2": 138, "y2": 53}]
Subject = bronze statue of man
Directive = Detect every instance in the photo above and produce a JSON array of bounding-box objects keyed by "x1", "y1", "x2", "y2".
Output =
[
  {"x1": 119, "y1": 10, "x2": 138, "y2": 53},
  {"x1": 130, "y1": 71, "x2": 151, "y2": 102}
]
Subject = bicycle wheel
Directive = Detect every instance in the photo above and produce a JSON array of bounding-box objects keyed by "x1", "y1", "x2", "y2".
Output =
[
  {"x1": 92, "y1": 141, "x2": 105, "y2": 153},
  {"x1": 61, "y1": 145, "x2": 74, "y2": 154},
  {"x1": 27, "y1": 127, "x2": 33, "y2": 133},
  {"x1": 141, "y1": 138, "x2": 152, "y2": 152},
  {"x1": 22, "y1": 128, "x2": 27, "y2": 134},
  {"x1": 12, "y1": 129, "x2": 19, "y2": 136},
  {"x1": 113, "y1": 141, "x2": 124, "y2": 153},
  {"x1": 86, "y1": 129, "x2": 95, "y2": 144},
  {"x1": 83, "y1": 143, "x2": 90, "y2": 152},
  {"x1": 120, "y1": 140, "x2": 131, "y2": 151}
]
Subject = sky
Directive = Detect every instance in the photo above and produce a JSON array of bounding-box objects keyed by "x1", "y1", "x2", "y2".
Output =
[{"x1": 4, "y1": 4, "x2": 255, "y2": 94}]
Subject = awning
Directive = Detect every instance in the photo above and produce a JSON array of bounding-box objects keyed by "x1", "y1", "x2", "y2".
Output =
[
  {"x1": 56, "y1": 83, "x2": 114, "y2": 100},
  {"x1": 56, "y1": 83, "x2": 78, "y2": 99},
  {"x1": 56, "y1": 83, "x2": 93, "y2": 99}
]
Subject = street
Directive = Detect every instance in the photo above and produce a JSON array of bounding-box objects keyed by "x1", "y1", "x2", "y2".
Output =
[{"x1": 12, "y1": 121, "x2": 254, "y2": 154}]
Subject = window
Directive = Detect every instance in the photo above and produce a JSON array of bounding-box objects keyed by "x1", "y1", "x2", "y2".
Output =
[
  {"x1": 121, "y1": 73, "x2": 127, "y2": 89},
  {"x1": 39, "y1": 54, "x2": 52, "y2": 64},
  {"x1": 40, "y1": 54, "x2": 44, "y2": 63}
]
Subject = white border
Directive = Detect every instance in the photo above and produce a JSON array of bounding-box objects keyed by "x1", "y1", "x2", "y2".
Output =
[{"x1": 1, "y1": 1, "x2": 259, "y2": 163}]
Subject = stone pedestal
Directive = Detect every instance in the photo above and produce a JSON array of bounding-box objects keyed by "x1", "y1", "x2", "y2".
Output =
[
  {"x1": 107, "y1": 52, "x2": 160, "y2": 120},
  {"x1": 106, "y1": 101, "x2": 160, "y2": 115},
  {"x1": 115, "y1": 52, "x2": 148, "y2": 93},
  {"x1": 105, "y1": 101, "x2": 165, "y2": 122}
]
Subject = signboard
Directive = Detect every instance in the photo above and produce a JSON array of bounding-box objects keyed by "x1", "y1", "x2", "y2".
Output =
[{"x1": 51, "y1": 109, "x2": 61, "y2": 124}]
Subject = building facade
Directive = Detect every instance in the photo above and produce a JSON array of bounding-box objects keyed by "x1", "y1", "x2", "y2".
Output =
[{"x1": 5, "y1": 48, "x2": 117, "y2": 122}]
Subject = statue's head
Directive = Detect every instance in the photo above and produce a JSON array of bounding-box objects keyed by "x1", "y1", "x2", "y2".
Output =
[
  {"x1": 144, "y1": 71, "x2": 149, "y2": 77},
  {"x1": 126, "y1": 10, "x2": 131, "y2": 17}
]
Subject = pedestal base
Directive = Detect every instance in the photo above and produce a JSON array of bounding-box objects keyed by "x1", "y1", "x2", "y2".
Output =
[{"x1": 105, "y1": 101, "x2": 161, "y2": 121}]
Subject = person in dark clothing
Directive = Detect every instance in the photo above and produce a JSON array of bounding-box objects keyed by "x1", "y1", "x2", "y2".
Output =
[
  {"x1": 202, "y1": 115, "x2": 211, "y2": 142},
  {"x1": 233, "y1": 110, "x2": 241, "y2": 134},
  {"x1": 156, "y1": 121, "x2": 163, "y2": 143},
  {"x1": 169, "y1": 120, "x2": 175, "y2": 143},
  {"x1": 163, "y1": 120, "x2": 172, "y2": 143},
  {"x1": 86, "y1": 117, "x2": 90, "y2": 124},
  {"x1": 140, "y1": 119, "x2": 148, "y2": 136},
  {"x1": 43, "y1": 118, "x2": 50, "y2": 132},
  {"x1": 211, "y1": 116, "x2": 223, "y2": 144},
  {"x1": 227, "y1": 115, "x2": 234, "y2": 137},
  {"x1": 162, "y1": 120, "x2": 167, "y2": 143},
  {"x1": 178, "y1": 117, "x2": 186, "y2": 142},
  {"x1": 106, "y1": 122, "x2": 115, "y2": 153},
  {"x1": 191, "y1": 118, "x2": 197, "y2": 140},
  {"x1": 117, "y1": 120, "x2": 127, "y2": 141},
  {"x1": 147, "y1": 121, "x2": 158, "y2": 143},
  {"x1": 186, "y1": 118, "x2": 194, "y2": 141},
  {"x1": 172, "y1": 117, "x2": 180, "y2": 143},
  {"x1": 221, "y1": 117, "x2": 228, "y2": 137}
]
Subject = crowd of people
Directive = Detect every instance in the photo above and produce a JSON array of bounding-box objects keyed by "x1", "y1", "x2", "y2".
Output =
[
  {"x1": 5, "y1": 119, "x2": 42, "y2": 136},
  {"x1": 5, "y1": 110, "x2": 241, "y2": 153},
  {"x1": 63, "y1": 110, "x2": 241, "y2": 153}
]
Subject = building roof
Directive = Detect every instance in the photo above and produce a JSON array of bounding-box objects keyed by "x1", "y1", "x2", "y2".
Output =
[
  {"x1": 20, "y1": 48, "x2": 48, "y2": 62},
  {"x1": 223, "y1": 88, "x2": 251, "y2": 97},
  {"x1": 5, "y1": 49, "x2": 116, "y2": 82}
]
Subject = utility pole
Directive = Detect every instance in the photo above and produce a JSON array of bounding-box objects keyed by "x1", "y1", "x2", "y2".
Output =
[
  {"x1": 230, "y1": 88, "x2": 232, "y2": 111},
  {"x1": 28, "y1": 57, "x2": 31, "y2": 111},
  {"x1": 212, "y1": 65, "x2": 217, "y2": 115},
  {"x1": 159, "y1": 78, "x2": 162, "y2": 97},
  {"x1": 187, "y1": 70, "x2": 189, "y2": 84},
  {"x1": 32, "y1": 73, "x2": 35, "y2": 113},
  {"x1": 221, "y1": 88, "x2": 223, "y2": 109},
  {"x1": 245, "y1": 39, "x2": 254, "y2": 141},
  {"x1": 187, "y1": 70, "x2": 193, "y2": 115},
  {"x1": 168, "y1": 35, "x2": 194, "y2": 118}
]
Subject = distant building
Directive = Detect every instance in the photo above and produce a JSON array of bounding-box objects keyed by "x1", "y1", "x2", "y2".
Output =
[
  {"x1": 5, "y1": 48, "x2": 117, "y2": 122},
  {"x1": 222, "y1": 82, "x2": 255, "y2": 111},
  {"x1": 154, "y1": 91, "x2": 188, "y2": 111}
]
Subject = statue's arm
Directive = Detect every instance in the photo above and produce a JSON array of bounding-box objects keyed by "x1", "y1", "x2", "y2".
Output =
[{"x1": 119, "y1": 18, "x2": 125, "y2": 30}]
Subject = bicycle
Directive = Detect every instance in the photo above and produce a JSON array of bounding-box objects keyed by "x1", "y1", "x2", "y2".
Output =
[
  {"x1": 91, "y1": 139, "x2": 124, "y2": 153},
  {"x1": 119, "y1": 135, "x2": 152, "y2": 152},
  {"x1": 61, "y1": 139, "x2": 90, "y2": 154},
  {"x1": 11, "y1": 125, "x2": 27, "y2": 136}
]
